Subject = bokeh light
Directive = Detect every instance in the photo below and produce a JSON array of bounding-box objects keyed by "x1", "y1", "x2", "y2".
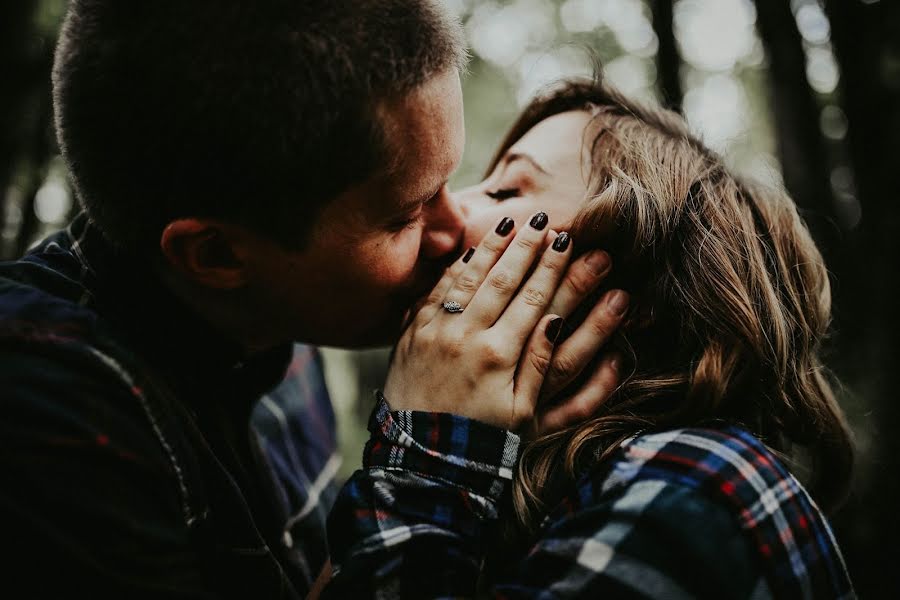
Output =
[
  {"x1": 683, "y1": 73, "x2": 751, "y2": 152},
  {"x1": 795, "y1": 2, "x2": 831, "y2": 45},
  {"x1": 806, "y1": 46, "x2": 840, "y2": 94},
  {"x1": 674, "y1": 0, "x2": 757, "y2": 72},
  {"x1": 467, "y1": 0, "x2": 556, "y2": 69}
]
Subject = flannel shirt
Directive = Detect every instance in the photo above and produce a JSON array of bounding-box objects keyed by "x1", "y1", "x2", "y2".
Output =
[
  {"x1": 325, "y1": 394, "x2": 855, "y2": 599},
  {"x1": 0, "y1": 214, "x2": 338, "y2": 598}
]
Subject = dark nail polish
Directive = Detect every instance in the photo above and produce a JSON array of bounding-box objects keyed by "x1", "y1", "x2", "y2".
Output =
[
  {"x1": 546, "y1": 317, "x2": 565, "y2": 343},
  {"x1": 495, "y1": 217, "x2": 514, "y2": 236},
  {"x1": 462, "y1": 247, "x2": 475, "y2": 263},
  {"x1": 529, "y1": 212, "x2": 548, "y2": 230},
  {"x1": 552, "y1": 231, "x2": 571, "y2": 252}
]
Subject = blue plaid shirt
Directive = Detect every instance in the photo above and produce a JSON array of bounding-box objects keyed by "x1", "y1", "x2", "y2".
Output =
[
  {"x1": 0, "y1": 214, "x2": 338, "y2": 598},
  {"x1": 325, "y1": 395, "x2": 855, "y2": 599},
  {"x1": 252, "y1": 345, "x2": 341, "y2": 579}
]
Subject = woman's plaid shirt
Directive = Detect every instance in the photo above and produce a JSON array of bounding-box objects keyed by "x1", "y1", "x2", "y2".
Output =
[{"x1": 325, "y1": 395, "x2": 855, "y2": 599}]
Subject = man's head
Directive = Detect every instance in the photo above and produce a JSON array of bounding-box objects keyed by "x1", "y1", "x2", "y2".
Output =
[{"x1": 53, "y1": 0, "x2": 467, "y2": 347}]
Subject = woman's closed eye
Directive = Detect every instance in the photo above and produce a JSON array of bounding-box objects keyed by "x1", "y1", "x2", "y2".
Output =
[{"x1": 486, "y1": 188, "x2": 521, "y2": 201}]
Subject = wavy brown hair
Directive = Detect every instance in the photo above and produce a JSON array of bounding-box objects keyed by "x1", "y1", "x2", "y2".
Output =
[{"x1": 490, "y1": 77, "x2": 854, "y2": 534}]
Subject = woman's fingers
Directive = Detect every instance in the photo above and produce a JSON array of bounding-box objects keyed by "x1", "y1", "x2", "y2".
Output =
[
  {"x1": 436, "y1": 216, "x2": 519, "y2": 323},
  {"x1": 540, "y1": 289, "x2": 629, "y2": 401},
  {"x1": 512, "y1": 314, "x2": 564, "y2": 429},
  {"x1": 545, "y1": 250, "x2": 612, "y2": 319},
  {"x1": 415, "y1": 246, "x2": 475, "y2": 324},
  {"x1": 536, "y1": 352, "x2": 621, "y2": 435},
  {"x1": 494, "y1": 231, "x2": 573, "y2": 346},
  {"x1": 456, "y1": 212, "x2": 553, "y2": 328}
]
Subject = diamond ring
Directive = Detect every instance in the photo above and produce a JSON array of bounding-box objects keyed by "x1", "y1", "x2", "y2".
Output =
[{"x1": 442, "y1": 300, "x2": 464, "y2": 314}]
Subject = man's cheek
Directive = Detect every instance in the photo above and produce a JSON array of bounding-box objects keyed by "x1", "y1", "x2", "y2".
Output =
[
  {"x1": 379, "y1": 254, "x2": 419, "y2": 287},
  {"x1": 382, "y1": 234, "x2": 422, "y2": 281}
]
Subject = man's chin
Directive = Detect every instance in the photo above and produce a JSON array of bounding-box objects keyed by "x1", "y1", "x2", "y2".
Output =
[
  {"x1": 380, "y1": 286, "x2": 437, "y2": 344},
  {"x1": 316, "y1": 269, "x2": 447, "y2": 348},
  {"x1": 349, "y1": 307, "x2": 410, "y2": 348}
]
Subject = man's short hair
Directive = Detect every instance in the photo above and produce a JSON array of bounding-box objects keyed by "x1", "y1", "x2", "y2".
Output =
[{"x1": 53, "y1": 0, "x2": 466, "y2": 252}]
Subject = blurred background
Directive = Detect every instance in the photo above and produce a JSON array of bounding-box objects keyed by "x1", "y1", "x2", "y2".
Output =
[{"x1": 2, "y1": 0, "x2": 897, "y2": 595}]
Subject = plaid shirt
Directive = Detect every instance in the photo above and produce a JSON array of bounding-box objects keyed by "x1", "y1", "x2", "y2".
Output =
[
  {"x1": 326, "y1": 395, "x2": 855, "y2": 599},
  {"x1": 0, "y1": 215, "x2": 338, "y2": 598}
]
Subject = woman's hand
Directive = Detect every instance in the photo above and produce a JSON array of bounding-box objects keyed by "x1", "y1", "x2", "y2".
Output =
[
  {"x1": 532, "y1": 253, "x2": 629, "y2": 435},
  {"x1": 384, "y1": 212, "x2": 625, "y2": 432}
]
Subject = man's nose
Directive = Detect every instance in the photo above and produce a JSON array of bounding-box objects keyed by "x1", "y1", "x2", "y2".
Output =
[{"x1": 420, "y1": 187, "x2": 465, "y2": 260}]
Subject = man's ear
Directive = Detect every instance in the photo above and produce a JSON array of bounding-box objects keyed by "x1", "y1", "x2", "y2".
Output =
[{"x1": 159, "y1": 219, "x2": 250, "y2": 289}]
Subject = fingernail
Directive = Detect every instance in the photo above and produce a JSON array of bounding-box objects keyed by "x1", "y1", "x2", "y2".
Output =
[
  {"x1": 552, "y1": 231, "x2": 571, "y2": 252},
  {"x1": 462, "y1": 247, "x2": 475, "y2": 263},
  {"x1": 546, "y1": 317, "x2": 565, "y2": 343},
  {"x1": 495, "y1": 217, "x2": 514, "y2": 236},
  {"x1": 606, "y1": 290, "x2": 629, "y2": 315},
  {"x1": 585, "y1": 250, "x2": 611, "y2": 275},
  {"x1": 607, "y1": 353, "x2": 621, "y2": 372},
  {"x1": 529, "y1": 211, "x2": 548, "y2": 231}
]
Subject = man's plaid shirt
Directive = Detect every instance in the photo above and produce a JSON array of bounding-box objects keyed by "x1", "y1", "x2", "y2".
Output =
[
  {"x1": 325, "y1": 395, "x2": 855, "y2": 598},
  {"x1": 1, "y1": 215, "x2": 339, "y2": 597}
]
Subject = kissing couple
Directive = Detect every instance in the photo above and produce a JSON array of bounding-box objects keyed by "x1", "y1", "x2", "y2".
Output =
[{"x1": 1, "y1": 1, "x2": 854, "y2": 598}]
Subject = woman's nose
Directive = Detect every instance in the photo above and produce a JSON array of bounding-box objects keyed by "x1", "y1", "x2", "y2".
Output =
[{"x1": 450, "y1": 185, "x2": 484, "y2": 220}]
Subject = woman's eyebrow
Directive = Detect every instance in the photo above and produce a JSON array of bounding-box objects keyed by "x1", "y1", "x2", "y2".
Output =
[{"x1": 503, "y1": 151, "x2": 550, "y2": 176}]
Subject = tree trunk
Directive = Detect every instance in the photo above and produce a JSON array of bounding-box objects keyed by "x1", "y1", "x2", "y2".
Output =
[
  {"x1": 12, "y1": 33, "x2": 57, "y2": 259},
  {"x1": 649, "y1": 0, "x2": 683, "y2": 112},
  {"x1": 752, "y1": 0, "x2": 837, "y2": 259},
  {"x1": 0, "y1": 3, "x2": 39, "y2": 242},
  {"x1": 13, "y1": 94, "x2": 53, "y2": 258}
]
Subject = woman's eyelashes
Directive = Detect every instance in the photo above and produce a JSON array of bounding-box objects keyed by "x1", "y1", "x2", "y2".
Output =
[{"x1": 486, "y1": 187, "x2": 521, "y2": 201}]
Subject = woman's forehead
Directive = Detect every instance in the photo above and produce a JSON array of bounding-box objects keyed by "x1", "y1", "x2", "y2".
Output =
[{"x1": 507, "y1": 110, "x2": 597, "y2": 178}]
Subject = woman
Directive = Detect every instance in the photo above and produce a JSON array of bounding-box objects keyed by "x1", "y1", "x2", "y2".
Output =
[
  {"x1": 455, "y1": 77, "x2": 855, "y2": 598},
  {"x1": 326, "y1": 76, "x2": 855, "y2": 598}
]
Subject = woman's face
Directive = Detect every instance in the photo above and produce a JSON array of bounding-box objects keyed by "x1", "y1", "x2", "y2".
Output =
[{"x1": 453, "y1": 110, "x2": 595, "y2": 250}]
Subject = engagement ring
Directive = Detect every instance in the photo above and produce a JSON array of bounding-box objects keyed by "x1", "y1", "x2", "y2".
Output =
[{"x1": 442, "y1": 300, "x2": 464, "y2": 314}]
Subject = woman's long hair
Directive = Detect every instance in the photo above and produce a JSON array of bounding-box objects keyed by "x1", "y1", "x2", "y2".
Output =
[{"x1": 490, "y1": 77, "x2": 854, "y2": 535}]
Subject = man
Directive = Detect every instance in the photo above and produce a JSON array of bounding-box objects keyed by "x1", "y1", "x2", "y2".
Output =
[{"x1": 0, "y1": 1, "x2": 622, "y2": 597}]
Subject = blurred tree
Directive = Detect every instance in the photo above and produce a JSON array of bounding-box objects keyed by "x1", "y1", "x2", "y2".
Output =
[
  {"x1": 648, "y1": 0, "x2": 683, "y2": 112},
  {"x1": 821, "y1": 0, "x2": 900, "y2": 596},
  {"x1": 13, "y1": 97, "x2": 54, "y2": 259},
  {"x1": 753, "y1": 0, "x2": 837, "y2": 260},
  {"x1": 0, "y1": 3, "x2": 37, "y2": 242},
  {"x1": 0, "y1": 1, "x2": 61, "y2": 259}
]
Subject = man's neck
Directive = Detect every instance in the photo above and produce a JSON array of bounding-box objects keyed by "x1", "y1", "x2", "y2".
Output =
[{"x1": 152, "y1": 261, "x2": 283, "y2": 358}]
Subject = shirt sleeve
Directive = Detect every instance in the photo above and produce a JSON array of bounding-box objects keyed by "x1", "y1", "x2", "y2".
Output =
[
  {"x1": 0, "y1": 348, "x2": 218, "y2": 599},
  {"x1": 325, "y1": 394, "x2": 762, "y2": 599},
  {"x1": 323, "y1": 392, "x2": 520, "y2": 598}
]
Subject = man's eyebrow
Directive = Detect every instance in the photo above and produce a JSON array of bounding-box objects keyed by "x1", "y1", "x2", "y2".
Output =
[
  {"x1": 503, "y1": 151, "x2": 550, "y2": 176},
  {"x1": 398, "y1": 180, "x2": 445, "y2": 211}
]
